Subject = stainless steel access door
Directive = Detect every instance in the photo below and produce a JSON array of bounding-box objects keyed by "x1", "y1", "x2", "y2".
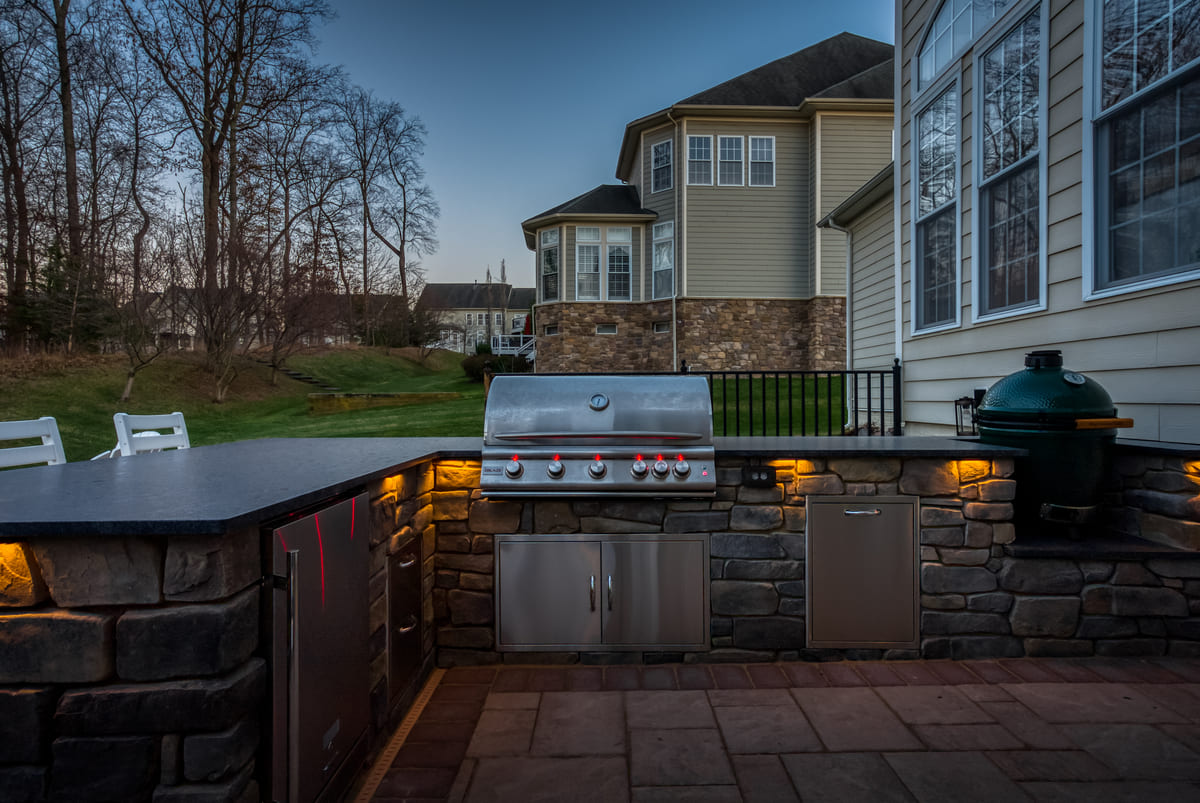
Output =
[
  {"x1": 270, "y1": 492, "x2": 369, "y2": 803},
  {"x1": 496, "y1": 539, "x2": 602, "y2": 648},
  {"x1": 806, "y1": 496, "x2": 919, "y2": 649},
  {"x1": 602, "y1": 540, "x2": 707, "y2": 648}
]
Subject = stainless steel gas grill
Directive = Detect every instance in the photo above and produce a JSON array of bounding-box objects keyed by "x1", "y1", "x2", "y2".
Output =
[{"x1": 481, "y1": 374, "x2": 716, "y2": 498}]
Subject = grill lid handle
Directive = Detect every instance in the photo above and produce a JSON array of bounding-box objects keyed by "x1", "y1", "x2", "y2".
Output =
[{"x1": 491, "y1": 431, "x2": 706, "y2": 441}]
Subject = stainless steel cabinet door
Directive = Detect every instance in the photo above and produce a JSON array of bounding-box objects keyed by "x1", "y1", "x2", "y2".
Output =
[
  {"x1": 806, "y1": 497, "x2": 918, "y2": 649},
  {"x1": 497, "y1": 540, "x2": 602, "y2": 648},
  {"x1": 601, "y1": 539, "x2": 707, "y2": 648}
]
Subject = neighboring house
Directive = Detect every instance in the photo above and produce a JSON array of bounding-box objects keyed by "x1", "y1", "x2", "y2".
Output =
[
  {"x1": 416, "y1": 282, "x2": 535, "y2": 354},
  {"x1": 522, "y1": 32, "x2": 895, "y2": 373},
  {"x1": 823, "y1": 0, "x2": 1200, "y2": 444}
]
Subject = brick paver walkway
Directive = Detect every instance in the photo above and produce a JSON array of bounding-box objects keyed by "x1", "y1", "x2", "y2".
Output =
[{"x1": 364, "y1": 658, "x2": 1200, "y2": 802}]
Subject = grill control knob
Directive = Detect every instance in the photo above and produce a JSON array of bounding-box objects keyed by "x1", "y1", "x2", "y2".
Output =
[
  {"x1": 546, "y1": 460, "x2": 565, "y2": 479},
  {"x1": 673, "y1": 460, "x2": 691, "y2": 478},
  {"x1": 651, "y1": 460, "x2": 671, "y2": 479},
  {"x1": 630, "y1": 459, "x2": 648, "y2": 479},
  {"x1": 504, "y1": 460, "x2": 523, "y2": 478},
  {"x1": 588, "y1": 460, "x2": 607, "y2": 479}
]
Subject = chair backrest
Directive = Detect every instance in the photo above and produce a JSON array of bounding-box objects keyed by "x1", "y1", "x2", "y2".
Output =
[
  {"x1": 0, "y1": 416, "x2": 68, "y2": 468},
  {"x1": 113, "y1": 412, "x2": 190, "y2": 456}
]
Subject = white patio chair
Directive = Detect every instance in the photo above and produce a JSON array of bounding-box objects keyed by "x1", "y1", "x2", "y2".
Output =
[
  {"x1": 0, "y1": 416, "x2": 68, "y2": 468},
  {"x1": 113, "y1": 412, "x2": 190, "y2": 456}
]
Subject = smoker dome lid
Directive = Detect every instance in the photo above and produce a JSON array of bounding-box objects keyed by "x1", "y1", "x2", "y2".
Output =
[{"x1": 976, "y1": 350, "x2": 1116, "y2": 423}]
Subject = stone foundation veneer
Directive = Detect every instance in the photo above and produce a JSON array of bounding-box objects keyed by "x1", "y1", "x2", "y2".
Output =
[{"x1": 534, "y1": 296, "x2": 846, "y2": 372}]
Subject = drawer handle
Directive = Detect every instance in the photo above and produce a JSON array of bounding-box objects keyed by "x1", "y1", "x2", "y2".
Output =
[
  {"x1": 398, "y1": 556, "x2": 417, "y2": 568},
  {"x1": 843, "y1": 509, "x2": 881, "y2": 516},
  {"x1": 394, "y1": 615, "x2": 418, "y2": 635},
  {"x1": 607, "y1": 575, "x2": 614, "y2": 611},
  {"x1": 590, "y1": 575, "x2": 596, "y2": 611}
]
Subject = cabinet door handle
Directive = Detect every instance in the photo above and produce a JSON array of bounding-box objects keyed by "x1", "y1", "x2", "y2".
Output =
[
  {"x1": 607, "y1": 575, "x2": 614, "y2": 611},
  {"x1": 398, "y1": 555, "x2": 417, "y2": 568},
  {"x1": 843, "y1": 509, "x2": 881, "y2": 516},
  {"x1": 395, "y1": 615, "x2": 418, "y2": 635},
  {"x1": 590, "y1": 575, "x2": 596, "y2": 611}
]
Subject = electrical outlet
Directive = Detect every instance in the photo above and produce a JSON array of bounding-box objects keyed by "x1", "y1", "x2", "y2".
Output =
[{"x1": 741, "y1": 465, "x2": 777, "y2": 488}]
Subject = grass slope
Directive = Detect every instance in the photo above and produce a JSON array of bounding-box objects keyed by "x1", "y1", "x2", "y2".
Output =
[{"x1": 0, "y1": 347, "x2": 483, "y2": 462}]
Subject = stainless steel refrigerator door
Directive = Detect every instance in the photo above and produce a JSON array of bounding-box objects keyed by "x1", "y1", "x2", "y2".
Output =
[
  {"x1": 271, "y1": 492, "x2": 369, "y2": 803},
  {"x1": 806, "y1": 496, "x2": 919, "y2": 649}
]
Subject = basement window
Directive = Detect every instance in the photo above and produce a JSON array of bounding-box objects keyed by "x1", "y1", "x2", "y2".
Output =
[
  {"x1": 543, "y1": 325, "x2": 560, "y2": 336},
  {"x1": 653, "y1": 321, "x2": 671, "y2": 334},
  {"x1": 595, "y1": 324, "x2": 618, "y2": 335}
]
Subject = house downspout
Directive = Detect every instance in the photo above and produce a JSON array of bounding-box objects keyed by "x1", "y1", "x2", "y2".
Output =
[{"x1": 668, "y1": 110, "x2": 680, "y2": 371}]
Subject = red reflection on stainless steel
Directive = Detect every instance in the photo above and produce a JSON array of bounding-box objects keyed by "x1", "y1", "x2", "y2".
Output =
[
  {"x1": 350, "y1": 498, "x2": 356, "y2": 540},
  {"x1": 314, "y1": 514, "x2": 327, "y2": 608}
]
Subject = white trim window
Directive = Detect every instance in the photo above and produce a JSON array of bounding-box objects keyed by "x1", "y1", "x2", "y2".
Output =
[
  {"x1": 918, "y1": 0, "x2": 1016, "y2": 90},
  {"x1": 688, "y1": 136, "x2": 712, "y2": 185},
  {"x1": 576, "y1": 227, "x2": 601, "y2": 300},
  {"x1": 652, "y1": 140, "x2": 673, "y2": 193},
  {"x1": 1092, "y1": 0, "x2": 1200, "y2": 295},
  {"x1": 914, "y1": 85, "x2": 959, "y2": 331},
  {"x1": 977, "y1": 9, "x2": 1043, "y2": 317},
  {"x1": 749, "y1": 137, "x2": 775, "y2": 186},
  {"x1": 607, "y1": 227, "x2": 632, "y2": 301},
  {"x1": 652, "y1": 221, "x2": 675, "y2": 299},
  {"x1": 718, "y1": 136, "x2": 743, "y2": 185},
  {"x1": 494, "y1": 313, "x2": 503, "y2": 327},
  {"x1": 540, "y1": 229, "x2": 559, "y2": 302}
]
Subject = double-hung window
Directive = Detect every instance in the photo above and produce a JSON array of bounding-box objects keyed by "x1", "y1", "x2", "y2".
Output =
[
  {"x1": 652, "y1": 140, "x2": 673, "y2": 192},
  {"x1": 688, "y1": 136, "x2": 712, "y2": 185},
  {"x1": 914, "y1": 86, "x2": 959, "y2": 330},
  {"x1": 652, "y1": 221, "x2": 674, "y2": 299},
  {"x1": 749, "y1": 137, "x2": 775, "y2": 186},
  {"x1": 576, "y1": 227, "x2": 601, "y2": 301},
  {"x1": 718, "y1": 136, "x2": 743, "y2": 185},
  {"x1": 1093, "y1": 0, "x2": 1200, "y2": 294},
  {"x1": 540, "y1": 229, "x2": 559, "y2": 302},
  {"x1": 977, "y1": 9, "x2": 1043, "y2": 317},
  {"x1": 607, "y1": 227, "x2": 632, "y2": 301}
]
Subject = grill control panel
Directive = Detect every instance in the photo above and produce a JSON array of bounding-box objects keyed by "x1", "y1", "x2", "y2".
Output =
[{"x1": 481, "y1": 450, "x2": 716, "y2": 498}]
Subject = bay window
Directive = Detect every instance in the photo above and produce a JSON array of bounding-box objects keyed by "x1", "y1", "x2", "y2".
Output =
[
  {"x1": 652, "y1": 140, "x2": 673, "y2": 192},
  {"x1": 653, "y1": 221, "x2": 674, "y2": 299},
  {"x1": 576, "y1": 227, "x2": 601, "y2": 300},
  {"x1": 540, "y1": 229, "x2": 559, "y2": 302},
  {"x1": 607, "y1": 227, "x2": 632, "y2": 301}
]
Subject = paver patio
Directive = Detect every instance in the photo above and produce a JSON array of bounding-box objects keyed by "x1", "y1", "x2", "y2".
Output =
[{"x1": 360, "y1": 658, "x2": 1200, "y2": 802}]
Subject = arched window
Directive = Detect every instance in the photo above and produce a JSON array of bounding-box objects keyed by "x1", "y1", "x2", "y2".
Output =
[{"x1": 917, "y1": 0, "x2": 1016, "y2": 89}]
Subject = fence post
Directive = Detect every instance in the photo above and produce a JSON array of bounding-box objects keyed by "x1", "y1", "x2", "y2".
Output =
[{"x1": 891, "y1": 358, "x2": 903, "y2": 435}]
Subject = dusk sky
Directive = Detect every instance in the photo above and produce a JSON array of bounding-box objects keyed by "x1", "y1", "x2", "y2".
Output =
[{"x1": 316, "y1": 0, "x2": 896, "y2": 289}]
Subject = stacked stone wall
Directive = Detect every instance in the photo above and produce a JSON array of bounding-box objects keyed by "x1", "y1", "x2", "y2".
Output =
[
  {"x1": 534, "y1": 297, "x2": 847, "y2": 373},
  {"x1": 1106, "y1": 451, "x2": 1200, "y2": 550},
  {"x1": 0, "y1": 529, "x2": 264, "y2": 803}
]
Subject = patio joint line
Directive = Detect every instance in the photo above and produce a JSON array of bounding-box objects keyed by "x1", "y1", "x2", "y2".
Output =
[{"x1": 351, "y1": 667, "x2": 446, "y2": 803}]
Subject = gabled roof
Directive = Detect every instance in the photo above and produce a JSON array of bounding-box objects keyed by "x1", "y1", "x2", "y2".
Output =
[
  {"x1": 417, "y1": 283, "x2": 535, "y2": 311},
  {"x1": 521, "y1": 185, "x2": 656, "y2": 249},
  {"x1": 615, "y1": 32, "x2": 894, "y2": 181},
  {"x1": 508, "y1": 288, "x2": 536, "y2": 310}
]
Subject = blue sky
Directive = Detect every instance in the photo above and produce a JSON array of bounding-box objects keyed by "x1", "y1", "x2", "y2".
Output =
[{"x1": 316, "y1": 0, "x2": 895, "y2": 287}]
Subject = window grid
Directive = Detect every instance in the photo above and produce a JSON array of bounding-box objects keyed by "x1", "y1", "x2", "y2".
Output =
[
  {"x1": 978, "y1": 10, "x2": 1041, "y2": 316},
  {"x1": 750, "y1": 137, "x2": 775, "y2": 186},
  {"x1": 718, "y1": 136, "x2": 743, "y2": 185},
  {"x1": 918, "y1": 0, "x2": 1015, "y2": 89},
  {"x1": 652, "y1": 140, "x2": 673, "y2": 192},
  {"x1": 915, "y1": 86, "x2": 959, "y2": 330},
  {"x1": 653, "y1": 221, "x2": 674, "y2": 299},
  {"x1": 1101, "y1": 0, "x2": 1200, "y2": 111},
  {"x1": 688, "y1": 136, "x2": 712, "y2": 185},
  {"x1": 577, "y1": 243, "x2": 601, "y2": 300},
  {"x1": 540, "y1": 229, "x2": 559, "y2": 302},
  {"x1": 608, "y1": 244, "x2": 632, "y2": 300}
]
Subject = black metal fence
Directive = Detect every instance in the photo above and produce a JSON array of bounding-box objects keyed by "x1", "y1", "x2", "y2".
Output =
[
  {"x1": 692, "y1": 361, "x2": 901, "y2": 437},
  {"x1": 523, "y1": 362, "x2": 902, "y2": 437}
]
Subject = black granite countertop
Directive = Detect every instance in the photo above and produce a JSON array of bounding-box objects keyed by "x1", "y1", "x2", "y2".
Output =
[
  {"x1": 0, "y1": 435, "x2": 1023, "y2": 537},
  {"x1": 0, "y1": 438, "x2": 479, "y2": 537}
]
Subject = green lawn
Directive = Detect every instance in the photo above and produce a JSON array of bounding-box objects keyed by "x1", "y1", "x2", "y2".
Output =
[
  {"x1": 709, "y1": 374, "x2": 847, "y2": 436},
  {"x1": 0, "y1": 347, "x2": 484, "y2": 462}
]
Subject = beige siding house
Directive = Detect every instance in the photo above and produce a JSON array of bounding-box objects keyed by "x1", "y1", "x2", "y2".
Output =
[
  {"x1": 523, "y1": 32, "x2": 895, "y2": 373},
  {"x1": 415, "y1": 282, "x2": 535, "y2": 354},
  {"x1": 889, "y1": 0, "x2": 1200, "y2": 443}
]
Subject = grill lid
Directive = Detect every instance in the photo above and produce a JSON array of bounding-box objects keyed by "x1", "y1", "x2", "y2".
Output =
[{"x1": 484, "y1": 374, "x2": 714, "y2": 447}]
